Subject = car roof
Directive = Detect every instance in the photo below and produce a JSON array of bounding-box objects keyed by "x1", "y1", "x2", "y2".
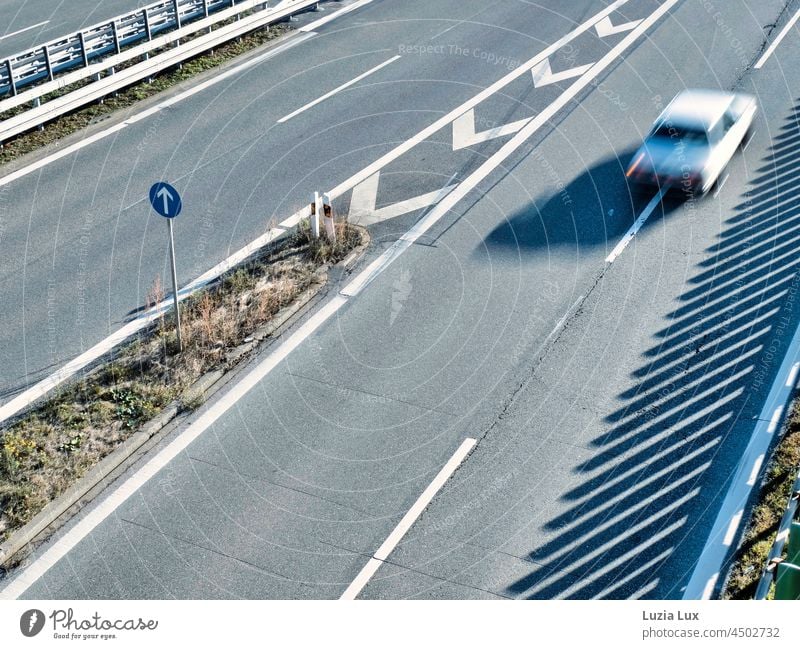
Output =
[{"x1": 658, "y1": 89, "x2": 734, "y2": 131}]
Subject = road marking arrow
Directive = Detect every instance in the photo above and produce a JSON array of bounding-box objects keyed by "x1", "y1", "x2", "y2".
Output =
[
  {"x1": 595, "y1": 15, "x2": 643, "y2": 37},
  {"x1": 452, "y1": 109, "x2": 531, "y2": 151},
  {"x1": 156, "y1": 186, "x2": 173, "y2": 214},
  {"x1": 531, "y1": 57, "x2": 594, "y2": 88},
  {"x1": 348, "y1": 171, "x2": 458, "y2": 226}
]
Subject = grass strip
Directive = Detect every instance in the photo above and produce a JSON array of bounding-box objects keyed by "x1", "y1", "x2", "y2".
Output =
[{"x1": 0, "y1": 220, "x2": 359, "y2": 542}]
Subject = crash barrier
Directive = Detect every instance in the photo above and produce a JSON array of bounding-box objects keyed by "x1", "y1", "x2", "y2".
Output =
[
  {"x1": 0, "y1": 0, "x2": 321, "y2": 144},
  {"x1": 755, "y1": 469, "x2": 800, "y2": 599}
]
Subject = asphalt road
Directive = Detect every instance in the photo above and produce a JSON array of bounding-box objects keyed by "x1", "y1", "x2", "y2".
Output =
[{"x1": 2, "y1": 0, "x2": 800, "y2": 599}]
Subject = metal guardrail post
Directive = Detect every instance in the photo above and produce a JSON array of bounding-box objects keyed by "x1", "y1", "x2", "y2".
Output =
[
  {"x1": 112, "y1": 21, "x2": 121, "y2": 55},
  {"x1": 203, "y1": 0, "x2": 210, "y2": 17},
  {"x1": 5, "y1": 60, "x2": 16, "y2": 97},
  {"x1": 43, "y1": 45, "x2": 54, "y2": 81},
  {"x1": 144, "y1": 7, "x2": 153, "y2": 41},
  {"x1": 78, "y1": 32, "x2": 90, "y2": 67},
  {"x1": 173, "y1": 0, "x2": 183, "y2": 29}
]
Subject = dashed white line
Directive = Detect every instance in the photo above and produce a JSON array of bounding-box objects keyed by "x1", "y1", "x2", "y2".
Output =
[
  {"x1": 712, "y1": 172, "x2": 729, "y2": 198},
  {"x1": 605, "y1": 186, "x2": 668, "y2": 264},
  {"x1": 0, "y1": 21, "x2": 50, "y2": 42},
  {"x1": 278, "y1": 55, "x2": 400, "y2": 123},
  {"x1": 340, "y1": 437, "x2": 477, "y2": 600},
  {"x1": 754, "y1": 7, "x2": 800, "y2": 69}
]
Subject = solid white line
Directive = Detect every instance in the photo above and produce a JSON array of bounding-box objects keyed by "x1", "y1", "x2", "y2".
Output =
[
  {"x1": 605, "y1": 187, "x2": 668, "y2": 264},
  {"x1": 0, "y1": 295, "x2": 347, "y2": 600},
  {"x1": 755, "y1": 7, "x2": 800, "y2": 69},
  {"x1": 0, "y1": 21, "x2": 49, "y2": 41},
  {"x1": 340, "y1": 438, "x2": 477, "y2": 600},
  {"x1": 0, "y1": 209, "x2": 304, "y2": 426},
  {"x1": 0, "y1": 0, "x2": 634, "y2": 422},
  {"x1": 1, "y1": 0, "x2": 671, "y2": 595},
  {"x1": 683, "y1": 317, "x2": 800, "y2": 599},
  {"x1": 300, "y1": 0, "x2": 375, "y2": 32},
  {"x1": 277, "y1": 55, "x2": 400, "y2": 123},
  {"x1": 342, "y1": 0, "x2": 675, "y2": 297},
  {"x1": 0, "y1": 33, "x2": 315, "y2": 190},
  {"x1": 325, "y1": 0, "x2": 632, "y2": 200}
]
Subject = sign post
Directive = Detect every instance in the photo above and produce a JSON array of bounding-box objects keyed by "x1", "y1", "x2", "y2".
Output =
[{"x1": 148, "y1": 181, "x2": 184, "y2": 352}]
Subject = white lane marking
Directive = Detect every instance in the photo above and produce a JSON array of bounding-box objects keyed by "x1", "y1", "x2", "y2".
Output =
[
  {"x1": 605, "y1": 186, "x2": 668, "y2": 264},
  {"x1": 531, "y1": 57, "x2": 594, "y2": 88},
  {"x1": 595, "y1": 15, "x2": 642, "y2": 37},
  {"x1": 712, "y1": 172, "x2": 729, "y2": 198},
  {"x1": 451, "y1": 108, "x2": 530, "y2": 151},
  {"x1": 0, "y1": 209, "x2": 303, "y2": 426},
  {"x1": 786, "y1": 362, "x2": 799, "y2": 387},
  {"x1": 277, "y1": 55, "x2": 400, "y2": 123},
  {"x1": 754, "y1": 7, "x2": 800, "y2": 69},
  {"x1": 343, "y1": 0, "x2": 677, "y2": 297},
  {"x1": 2, "y1": 0, "x2": 674, "y2": 597},
  {"x1": 0, "y1": 21, "x2": 50, "y2": 41},
  {"x1": 0, "y1": 294, "x2": 348, "y2": 600},
  {"x1": 347, "y1": 170, "x2": 457, "y2": 225},
  {"x1": 340, "y1": 438, "x2": 477, "y2": 600},
  {"x1": 0, "y1": 33, "x2": 315, "y2": 189},
  {"x1": 326, "y1": 0, "x2": 632, "y2": 200},
  {"x1": 0, "y1": 0, "x2": 632, "y2": 419},
  {"x1": 683, "y1": 318, "x2": 800, "y2": 599},
  {"x1": 767, "y1": 405, "x2": 784, "y2": 434},
  {"x1": 300, "y1": 0, "x2": 375, "y2": 32}
]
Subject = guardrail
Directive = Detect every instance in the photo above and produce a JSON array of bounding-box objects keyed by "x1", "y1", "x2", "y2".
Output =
[
  {"x1": 755, "y1": 467, "x2": 800, "y2": 599},
  {"x1": 0, "y1": 0, "x2": 320, "y2": 144}
]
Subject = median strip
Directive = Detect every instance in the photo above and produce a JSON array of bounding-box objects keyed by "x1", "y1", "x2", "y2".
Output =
[{"x1": 0, "y1": 218, "x2": 365, "y2": 568}]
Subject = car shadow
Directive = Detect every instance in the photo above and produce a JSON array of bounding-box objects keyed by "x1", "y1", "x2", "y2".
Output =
[
  {"x1": 478, "y1": 149, "x2": 685, "y2": 259},
  {"x1": 501, "y1": 101, "x2": 800, "y2": 599}
]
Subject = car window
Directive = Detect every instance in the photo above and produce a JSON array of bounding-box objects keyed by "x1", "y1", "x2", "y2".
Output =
[{"x1": 652, "y1": 122, "x2": 708, "y2": 144}]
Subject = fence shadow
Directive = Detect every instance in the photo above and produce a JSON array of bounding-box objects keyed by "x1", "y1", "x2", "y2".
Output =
[{"x1": 504, "y1": 102, "x2": 800, "y2": 598}]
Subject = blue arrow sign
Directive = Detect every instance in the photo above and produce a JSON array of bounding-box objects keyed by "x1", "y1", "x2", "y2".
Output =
[{"x1": 149, "y1": 182, "x2": 182, "y2": 218}]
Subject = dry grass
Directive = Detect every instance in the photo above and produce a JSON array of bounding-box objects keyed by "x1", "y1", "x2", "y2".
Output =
[
  {"x1": 0, "y1": 223, "x2": 359, "y2": 542},
  {"x1": 723, "y1": 412, "x2": 800, "y2": 599}
]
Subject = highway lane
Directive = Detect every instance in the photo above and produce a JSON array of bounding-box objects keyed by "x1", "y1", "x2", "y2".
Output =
[
  {"x1": 0, "y1": 0, "x2": 680, "y2": 597},
  {"x1": 0, "y1": 0, "x2": 614, "y2": 403},
  {"x1": 3, "y1": 0, "x2": 795, "y2": 600},
  {"x1": 357, "y1": 1, "x2": 800, "y2": 598}
]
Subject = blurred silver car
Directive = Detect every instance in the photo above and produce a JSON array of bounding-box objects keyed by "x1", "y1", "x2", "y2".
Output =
[{"x1": 626, "y1": 89, "x2": 757, "y2": 195}]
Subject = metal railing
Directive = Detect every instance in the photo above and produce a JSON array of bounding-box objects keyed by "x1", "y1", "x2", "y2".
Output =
[
  {"x1": 0, "y1": 0, "x2": 288, "y2": 98},
  {"x1": 755, "y1": 468, "x2": 800, "y2": 599},
  {"x1": 0, "y1": 0, "x2": 321, "y2": 143}
]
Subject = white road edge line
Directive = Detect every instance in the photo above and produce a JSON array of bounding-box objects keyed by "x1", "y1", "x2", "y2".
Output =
[
  {"x1": 340, "y1": 437, "x2": 477, "y2": 600},
  {"x1": 0, "y1": 21, "x2": 50, "y2": 41},
  {"x1": 277, "y1": 55, "x2": 400, "y2": 123},
  {"x1": 0, "y1": 0, "x2": 633, "y2": 419},
  {"x1": 605, "y1": 186, "x2": 668, "y2": 265},
  {"x1": 300, "y1": 0, "x2": 375, "y2": 32},
  {"x1": 0, "y1": 210, "x2": 302, "y2": 426},
  {"x1": 0, "y1": 32, "x2": 316, "y2": 190},
  {"x1": 0, "y1": 295, "x2": 348, "y2": 600},
  {"x1": 1, "y1": 0, "x2": 675, "y2": 597},
  {"x1": 754, "y1": 7, "x2": 800, "y2": 69},
  {"x1": 683, "y1": 308, "x2": 800, "y2": 599}
]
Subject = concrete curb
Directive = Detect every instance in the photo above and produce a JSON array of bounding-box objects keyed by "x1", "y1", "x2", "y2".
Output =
[{"x1": 0, "y1": 224, "x2": 370, "y2": 569}]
